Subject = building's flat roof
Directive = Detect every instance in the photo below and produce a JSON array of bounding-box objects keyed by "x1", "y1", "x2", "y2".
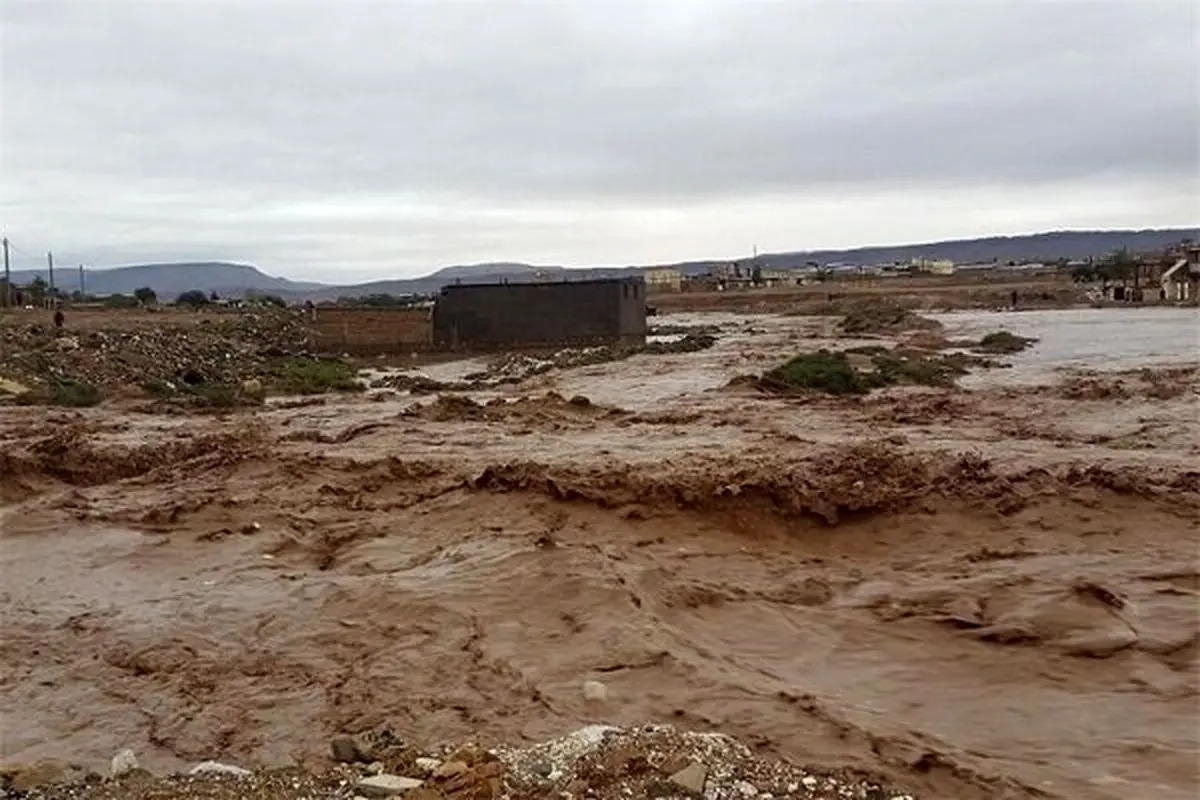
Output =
[{"x1": 440, "y1": 276, "x2": 643, "y2": 292}]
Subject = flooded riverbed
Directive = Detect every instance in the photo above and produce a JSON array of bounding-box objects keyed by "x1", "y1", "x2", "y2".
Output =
[{"x1": 2, "y1": 307, "x2": 1197, "y2": 800}]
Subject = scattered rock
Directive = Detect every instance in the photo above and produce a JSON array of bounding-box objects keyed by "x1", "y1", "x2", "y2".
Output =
[
  {"x1": 669, "y1": 761, "x2": 708, "y2": 796},
  {"x1": 110, "y1": 749, "x2": 139, "y2": 778},
  {"x1": 431, "y1": 760, "x2": 468, "y2": 779},
  {"x1": 356, "y1": 773, "x2": 424, "y2": 796},
  {"x1": 0, "y1": 377, "x2": 30, "y2": 396},
  {"x1": 0, "y1": 309, "x2": 314, "y2": 393},
  {"x1": 331, "y1": 734, "x2": 371, "y2": 764},
  {"x1": 413, "y1": 757, "x2": 443, "y2": 775},
  {"x1": 735, "y1": 778, "x2": 760, "y2": 796},
  {"x1": 188, "y1": 761, "x2": 252, "y2": 777}
]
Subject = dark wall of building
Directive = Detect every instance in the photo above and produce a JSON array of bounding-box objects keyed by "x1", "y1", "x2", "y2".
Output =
[{"x1": 433, "y1": 278, "x2": 646, "y2": 349}]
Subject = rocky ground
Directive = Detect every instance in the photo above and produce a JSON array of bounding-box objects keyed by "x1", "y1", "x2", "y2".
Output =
[
  {"x1": 0, "y1": 308, "x2": 313, "y2": 399},
  {"x1": 2, "y1": 725, "x2": 915, "y2": 799}
]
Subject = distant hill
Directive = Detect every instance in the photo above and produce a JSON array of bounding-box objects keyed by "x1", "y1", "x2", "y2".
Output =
[
  {"x1": 6, "y1": 262, "x2": 323, "y2": 297},
  {"x1": 738, "y1": 229, "x2": 1200, "y2": 272},
  {"x1": 5, "y1": 228, "x2": 1195, "y2": 301}
]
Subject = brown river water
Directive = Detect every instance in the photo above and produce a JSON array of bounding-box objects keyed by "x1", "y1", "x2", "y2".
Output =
[{"x1": 1, "y1": 308, "x2": 1197, "y2": 799}]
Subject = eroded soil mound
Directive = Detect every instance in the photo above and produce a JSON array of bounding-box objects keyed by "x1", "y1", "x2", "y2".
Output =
[
  {"x1": 401, "y1": 392, "x2": 613, "y2": 426},
  {"x1": 0, "y1": 424, "x2": 266, "y2": 492},
  {"x1": 837, "y1": 301, "x2": 943, "y2": 336},
  {"x1": 1057, "y1": 366, "x2": 1198, "y2": 401}
]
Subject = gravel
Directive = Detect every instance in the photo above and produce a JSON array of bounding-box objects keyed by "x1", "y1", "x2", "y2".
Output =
[{"x1": 0, "y1": 725, "x2": 918, "y2": 800}]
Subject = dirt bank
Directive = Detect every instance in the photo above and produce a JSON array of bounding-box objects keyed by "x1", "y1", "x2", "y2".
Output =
[
  {"x1": 652, "y1": 275, "x2": 1086, "y2": 315},
  {"x1": 2, "y1": 309, "x2": 1197, "y2": 800}
]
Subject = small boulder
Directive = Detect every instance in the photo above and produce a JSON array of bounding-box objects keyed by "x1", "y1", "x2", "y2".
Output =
[
  {"x1": 331, "y1": 734, "x2": 370, "y2": 764},
  {"x1": 241, "y1": 378, "x2": 265, "y2": 399},
  {"x1": 356, "y1": 773, "x2": 424, "y2": 797},
  {"x1": 413, "y1": 757, "x2": 442, "y2": 775},
  {"x1": 110, "y1": 749, "x2": 139, "y2": 778},
  {"x1": 735, "y1": 779, "x2": 760, "y2": 796},
  {"x1": 582, "y1": 679, "x2": 608, "y2": 702},
  {"x1": 189, "y1": 761, "x2": 251, "y2": 778},
  {"x1": 668, "y1": 761, "x2": 707, "y2": 796},
  {"x1": 431, "y1": 760, "x2": 468, "y2": 779}
]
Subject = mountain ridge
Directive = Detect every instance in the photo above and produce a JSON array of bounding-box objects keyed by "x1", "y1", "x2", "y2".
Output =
[{"x1": 5, "y1": 228, "x2": 1195, "y2": 300}]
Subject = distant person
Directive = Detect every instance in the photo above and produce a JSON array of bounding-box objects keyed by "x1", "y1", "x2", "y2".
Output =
[
  {"x1": 1010, "y1": 290, "x2": 1018, "y2": 309},
  {"x1": 53, "y1": 308, "x2": 64, "y2": 329}
]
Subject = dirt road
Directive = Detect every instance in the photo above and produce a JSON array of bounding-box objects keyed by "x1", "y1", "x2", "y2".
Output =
[{"x1": 1, "y1": 308, "x2": 1197, "y2": 799}]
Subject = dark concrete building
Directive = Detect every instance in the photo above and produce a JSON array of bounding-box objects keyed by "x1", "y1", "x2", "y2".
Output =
[{"x1": 432, "y1": 277, "x2": 647, "y2": 349}]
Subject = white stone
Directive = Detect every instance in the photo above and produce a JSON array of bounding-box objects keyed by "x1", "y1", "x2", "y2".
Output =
[
  {"x1": 189, "y1": 761, "x2": 252, "y2": 777},
  {"x1": 110, "y1": 748, "x2": 139, "y2": 778},
  {"x1": 736, "y1": 780, "x2": 759, "y2": 796},
  {"x1": 356, "y1": 774, "x2": 424, "y2": 797},
  {"x1": 413, "y1": 757, "x2": 442, "y2": 775},
  {"x1": 582, "y1": 679, "x2": 608, "y2": 702}
]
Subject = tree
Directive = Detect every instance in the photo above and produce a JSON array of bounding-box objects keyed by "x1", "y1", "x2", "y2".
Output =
[
  {"x1": 1070, "y1": 262, "x2": 1097, "y2": 283},
  {"x1": 176, "y1": 289, "x2": 210, "y2": 308},
  {"x1": 1097, "y1": 248, "x2": 1137, "y2": 289},
  {"x1": 103, "y1": 293, "x2": 140, "y2": 309},
  {"x1": 133, "y1": 287, "x2": 158, "y2": 306},
  {"x1": 27, "y1": 276, "x2": 48, "y2": 306},
  {"x1": 210, "y1": 290, "x2": 220, "y2": 302},
  {"x1": 245, "y1": 291, "x2": 286, "y2": 308}
]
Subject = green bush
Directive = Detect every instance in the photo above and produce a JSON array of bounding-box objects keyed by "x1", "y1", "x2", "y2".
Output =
[
  {"x1": 141, "y1": 378, "x2": 260, "y2": 408},
  {"x1": 977, "y1": 331, "x2": 1036, "y2": 354},
  {"x1": 176, "y1": 289, "x2": 210, "y2": 308},
  {"x1": 871, "y1": 353, "x2": 963, "y2": 388},
  {"x1": 273, "y1": 357, "x2": 363, "y2": 395},
  {"x1": 103, "y1": 293, "x2": 141, "y2": 309},
  {"x1": 762, "y1": 348, "x2": 968, "y2": 395},
  {"x1": 764, "y1": 350, "x2": 874, "y2": 395}
]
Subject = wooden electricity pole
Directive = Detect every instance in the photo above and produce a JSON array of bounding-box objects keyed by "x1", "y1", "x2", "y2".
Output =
[
  {"x1": 79, "y1": 264, "x2": 86, "y2": 297},
  {"x1": 47, "y1": 251, "x2": 56, "y2": 303},
  {"x1": 2, "y1": 237, "x2": 10, "y2": 307}
]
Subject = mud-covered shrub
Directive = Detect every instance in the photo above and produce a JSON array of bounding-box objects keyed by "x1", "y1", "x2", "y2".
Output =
[{"x1": 273, "y1": 357, "x2": 363, "y2": 395}]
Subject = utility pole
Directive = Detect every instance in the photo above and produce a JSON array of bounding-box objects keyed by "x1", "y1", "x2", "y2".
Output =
[
  {"x1": 79, "y1": 264, "x2": 86, "y2": 297},
  {"x1": 2, "y1": 237, "x2": 9, "y2": 308},
  {"x1": 47, "y1": 251, "x2": 56, "y2": 302}
]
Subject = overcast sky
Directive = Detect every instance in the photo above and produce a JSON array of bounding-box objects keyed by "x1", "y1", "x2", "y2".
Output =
[{"x1": 2, "y1": 0, "x2": 1197, "y2": 281}]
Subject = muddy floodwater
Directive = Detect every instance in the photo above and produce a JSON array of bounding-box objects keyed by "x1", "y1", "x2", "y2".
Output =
[
  {"x1": 933, "y1": 307, "x2": 1199, "y2": 386},
  {"x1": 2, "y1": 308, "x2": 1198, "y2": 800}
]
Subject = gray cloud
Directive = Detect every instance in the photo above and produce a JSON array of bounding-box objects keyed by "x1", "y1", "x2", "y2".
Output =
[{"x1": 1, "y1": 0, "x2": 1197, "y2": 278}]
